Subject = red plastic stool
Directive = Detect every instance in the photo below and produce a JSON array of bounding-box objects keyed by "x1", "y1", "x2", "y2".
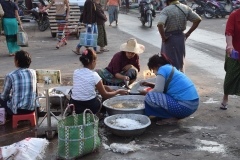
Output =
[{"x1": 12, "y1": 112, "x2": 36, "y2": 128}]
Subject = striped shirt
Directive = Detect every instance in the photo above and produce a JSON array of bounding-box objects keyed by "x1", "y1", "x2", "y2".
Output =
[
  {"x1": 158, "y1": 1, "x2": 201, "y2": 32},
  {"x1": 71, "y1": 68, "x2": 101, "y2": 101},
  {"x1": 0, "y1": 68, "x2": 38, "y2": 114}
]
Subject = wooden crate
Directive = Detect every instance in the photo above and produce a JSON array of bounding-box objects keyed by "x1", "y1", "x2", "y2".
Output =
[{"x1": 48, "y1": 3, "x2": 86, "y2": 38}]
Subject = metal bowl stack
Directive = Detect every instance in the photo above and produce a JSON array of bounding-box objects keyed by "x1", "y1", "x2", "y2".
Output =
[{"x1": 104, "y1": 114, "x2": 151, "y2": 137}]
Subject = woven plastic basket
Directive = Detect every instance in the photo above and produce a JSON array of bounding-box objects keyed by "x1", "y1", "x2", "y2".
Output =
[{"x1": 57, "y1": 105, "x2": 100, "y2": 159}]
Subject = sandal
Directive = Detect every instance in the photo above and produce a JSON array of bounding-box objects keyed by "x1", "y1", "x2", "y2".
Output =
[
  {"x1": 96, "y1": 50, "x2": 103, "y2": 54},
  {"x1": 220, "y1": 103, "x2": 228, "y2": 110},
  {"x1": 9, "y1": 54, "x2": 15, "y2": 57},
  {"x1": 72, "y1": 50, "x2": 81, "y2": 55},
  {"x1": 56, "y1": 44, "x2": 60, "y2": 49},
  {"x1": 100, "y1": 49, "x2": 109, "y2": 52}
]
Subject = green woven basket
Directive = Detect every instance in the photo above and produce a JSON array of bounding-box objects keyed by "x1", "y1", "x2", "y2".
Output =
[{"x1": 57, "y1": 105, "x2": 100, "y2": 159}]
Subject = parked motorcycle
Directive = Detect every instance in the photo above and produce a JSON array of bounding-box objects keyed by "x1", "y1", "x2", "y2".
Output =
[
  {"x1": 139, "y1": 0, "x2": 154, "y2": 28},
  {"x1": 191, "y1": 0, "x2": 208, "y2": 16},
  {"x1": 204, "y1": 0, "x2": 240, "y2": 18}
]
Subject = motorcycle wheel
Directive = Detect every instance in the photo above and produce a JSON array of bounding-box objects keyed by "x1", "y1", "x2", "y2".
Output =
[
  {"x1": 204, "y1": 11, "x2": 214, "y2": 19},
  {"x1": 146, "y1": 13, "x2": 152, "y2": 28},
  {"x1": 38, "y1": 17, "x2": 50, "y2": 32}
]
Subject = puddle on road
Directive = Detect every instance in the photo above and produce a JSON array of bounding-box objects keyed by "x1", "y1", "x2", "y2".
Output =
[
  {"x1": 195, "y1": 139, "x2": 226, "y2": 154},
  {"x1": 185, "y1": 126, "x2": 217, "y2": 132}
]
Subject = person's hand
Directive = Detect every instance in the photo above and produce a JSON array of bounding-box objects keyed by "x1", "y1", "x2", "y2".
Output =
[
  {"x1": 122, "y1": 64, "x2": 133, "y2": 71},
  {"x1": 123, "y1": 76, "x2": 130, "y2": 81},
  {"x1": 185, "y1": 32, "x2": 191, "y2": 40},
  {"x1": 140, "y1": 81, "x2": 149, "y2": 86},
  {"x1": 162, "y1": 34, "x2": 171, "y2": 42},
  {"x1": 117, "y1": 89, "x2": 129, "y2": 95},
  {"x1": 19, "y1": 24, "x2": 23, "y2": 31},
  {"x1": 65, "y1": 16, "x2": 68, "y2": 21},
  {"x1": 226, "y1": 45, "x2": 234, "y2": 56}
]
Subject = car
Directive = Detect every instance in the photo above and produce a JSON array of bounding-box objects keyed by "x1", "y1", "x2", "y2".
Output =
[{"x1": 68, "y1": 0, "x2": 86, "y2": 12}]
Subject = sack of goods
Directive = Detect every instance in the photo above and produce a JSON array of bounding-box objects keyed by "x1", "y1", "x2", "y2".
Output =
[
  {"x1": 17, "y1": 31, "x2": 29, "y2": 47},
  {"x1": 0, "y1": 108, "x2": 6, "y2": 125},
  {"x1": 57, "y1": 106, "x2": 100, "y2": 159},
  {"x1": 79, "y1": 24, "x2": 98, "y2": 47}
]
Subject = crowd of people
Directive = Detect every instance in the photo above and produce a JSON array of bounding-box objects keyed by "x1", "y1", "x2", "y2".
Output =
[{"x1": 0, "y1": 0, "x2": 239, "y2": 127}]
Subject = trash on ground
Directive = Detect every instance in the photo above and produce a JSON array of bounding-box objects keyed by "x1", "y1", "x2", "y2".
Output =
[
  {"x1": 106, "y1": 141, "x2": 141, "y2": 154},
  {"x1": 0, "y1": 137, "x2": 49, "y2": 160}
]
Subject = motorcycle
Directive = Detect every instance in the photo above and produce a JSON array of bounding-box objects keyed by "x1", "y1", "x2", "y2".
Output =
[
  {"x1": 204, "y1": 0, "x2": 240, "y2": 18},
  {"x1": 191, "y1": 0, "x2": 208, "y2": 16},
  {"x1": 139, "y1": 0, "x2": 154, "y2": 28},
  {"x1": 18, "y1": 0, "x2": 50, "y2": 31}
]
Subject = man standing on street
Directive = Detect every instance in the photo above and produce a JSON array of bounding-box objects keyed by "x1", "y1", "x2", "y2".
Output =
[{"x1": 157, "y1": 0, "x2": 201, "y2": 73}]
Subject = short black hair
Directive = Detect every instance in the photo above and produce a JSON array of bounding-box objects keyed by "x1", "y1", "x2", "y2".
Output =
[{"x1": 15, "y1": 50, "x2": 32, "y2": 68}]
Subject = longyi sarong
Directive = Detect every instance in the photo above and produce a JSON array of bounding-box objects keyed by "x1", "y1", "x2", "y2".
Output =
[
  {"x1": 108, "y1": 6, "x2": 119, "y2": 24},
  {"x1": 145, "y1": 92, "x2": 199, "y2": 119},
  {"x1": 95, "y1": 68, "x2": 137, "y2": 86},
  {"x1": 161, "y1": 30, "x2": 185, "y2": 72},
  {"x1": 2, "y1": 18, "x2": 20, "y2": 54},
  {"x1": 223, "y1": 53, "x2": 240, "y2": 96}
]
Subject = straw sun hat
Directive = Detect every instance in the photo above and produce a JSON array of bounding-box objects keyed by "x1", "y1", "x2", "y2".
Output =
[{"x1": 120, "y1": 38, "x2": 145, "y2": 54}]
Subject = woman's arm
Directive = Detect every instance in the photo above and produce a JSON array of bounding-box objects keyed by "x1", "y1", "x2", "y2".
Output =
[
  {"x1": 226, "y1": 35, "x2": 233, "y2": 56},
  {"x1": 43, "y1": 0, "x2": 54, "y2": 11},
  {"x1": 65, "y1": 0, "x2": 70, "y2": 21},
  {"x1": 150, "y1": 74, "x2": 165, "y2": 92},
  {"x1": 96, "y1": 80, "x2": 128, "y2": 99},
  {"x1": 115, "y1": 73, "x2": 129, "y2": 81},
  {"x1": 104, "y1": 0, "x2": 109, "y2": 10},
  {"x1": 15, "y1": 10, "x2": 23, "y2": 31}
]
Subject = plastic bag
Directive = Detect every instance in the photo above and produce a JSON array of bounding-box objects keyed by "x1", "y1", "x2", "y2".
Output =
[{"x1": 17, "y1": 31, "x2": 29, "y2": 47}]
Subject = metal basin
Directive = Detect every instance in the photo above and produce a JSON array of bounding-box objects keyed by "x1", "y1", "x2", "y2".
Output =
[
  {"x1": 104, "y1": 114, "x2": 151, "y2": 137},
  {"x1": 102, "y1": 95, "x2": 145, "y2": 116}
]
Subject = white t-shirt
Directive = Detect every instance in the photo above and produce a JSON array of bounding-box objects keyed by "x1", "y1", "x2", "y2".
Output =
[{"x1": 71, "y1": 68, "x2": 101, "y2": 101}]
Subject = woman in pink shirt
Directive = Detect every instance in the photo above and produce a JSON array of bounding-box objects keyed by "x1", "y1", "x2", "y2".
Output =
[{"x1": 104, "y1": 0, "x2": 121, "y2": 26}]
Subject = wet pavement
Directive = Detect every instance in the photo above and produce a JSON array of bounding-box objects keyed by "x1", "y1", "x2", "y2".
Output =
[{"x1": 0, "y1": 6, "x2": 240, "y2": 160}]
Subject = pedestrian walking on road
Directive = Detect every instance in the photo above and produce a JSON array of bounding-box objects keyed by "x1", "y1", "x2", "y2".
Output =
[
  {"x1": 157, "y1": 0, "x2": 201, "y2": 72},
  {"x1": 95, "y1": 38, "x2": 145, "y2": 86},
  {"x1": 220, "y1": 9, "x2": 240, "y2": 110},
  {"x1": 72, "y1": 0, "x2": 108, "y2": 55},
  {"x1": 42, "y1": 0, "x2": 70, "y2": 49},
  {"x1": 0, "y1": 0, "x2": 23, "y2": 56},
  {"x1": 139, "y1": 53, "x2": 199, "y2": 125},
  {"x1": 104, "y1": 0, "x2": 121, "y2": 26},
  {"x1": 95, "y1": 0, "x2": 109, "y2": 52}
]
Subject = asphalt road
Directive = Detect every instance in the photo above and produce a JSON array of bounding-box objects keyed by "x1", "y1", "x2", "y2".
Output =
[{"x1": 0, "y1": 9, "x2": 239, "y2": 160}]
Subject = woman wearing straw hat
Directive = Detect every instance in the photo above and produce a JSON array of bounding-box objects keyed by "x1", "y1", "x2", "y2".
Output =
[{"x1": 95, "y1": 38, "x2": 145, "y2": 86}]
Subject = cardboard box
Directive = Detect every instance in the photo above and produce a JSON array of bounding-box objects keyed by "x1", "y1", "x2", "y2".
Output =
[{"x1": 36, "y1": 69, "x2": 61, "y2": 84}]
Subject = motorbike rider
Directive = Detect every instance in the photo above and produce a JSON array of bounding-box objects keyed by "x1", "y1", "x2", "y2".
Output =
[{"x1": 139, "y1": 0, "x2": 156, "y2": 18}]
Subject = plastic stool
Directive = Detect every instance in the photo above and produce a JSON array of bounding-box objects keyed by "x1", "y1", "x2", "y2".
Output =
[{"x1": 12, "y1": 112, "x2": 36, "y2": 128}]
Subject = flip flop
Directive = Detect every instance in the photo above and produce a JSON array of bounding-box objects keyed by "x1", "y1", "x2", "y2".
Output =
[
  {"x1": 100, "y1": 49, "x2": 109, "y2": 52},
  {"x1": 220, "y1": 103, "x2": 228, "y2": 110},
  {"x1": 96, "y1": 50, "x2": 103, "y2": 54},
  {"x1": 72, "y1": 50, "x2": 81, "y2": 55}
]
